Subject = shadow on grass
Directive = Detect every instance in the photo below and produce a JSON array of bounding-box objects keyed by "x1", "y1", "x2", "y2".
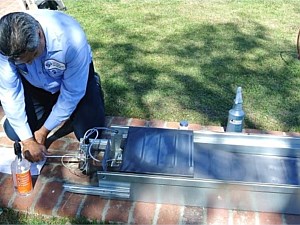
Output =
[{"x1": 89, "y1": 15, "x2": 300, "y2": 132}]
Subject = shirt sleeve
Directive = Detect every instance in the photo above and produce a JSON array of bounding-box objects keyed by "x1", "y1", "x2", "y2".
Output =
[
  {"x1": 0, "y1": 55, "x2": 33, "y2": 141},
  {"x1": 43, "y1": 42, "x2": 91, "y2": 131}
]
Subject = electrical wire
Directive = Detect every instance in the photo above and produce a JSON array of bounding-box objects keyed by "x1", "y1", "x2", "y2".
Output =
[
  {"x1": 60, "y1": 153, "x2": 87, "y2": 177},
  {"x1": 83, "y1": 127, "x2": 118, "y2": 140},
  {"x1": 61, "y1": 154, "x2": 78, "y2": 170},
  {"x1": 86, "y1": 128, "x2": 101, "y2": 162},
  {"x1": 279, "y1": 28, "x2": 300, "y2": 65},
  {"x1": 59, "y1": 127, "x2": 117, "y2": 174},
  {"x1": 279, "y1": 51, "x2": 299, "y2": 65},
  {"x1": 84, "y1": 127, "x2": 117, "y2": 163},
  {"x1": 297, "y1": 28, "x2": 300, "y2": 59}
]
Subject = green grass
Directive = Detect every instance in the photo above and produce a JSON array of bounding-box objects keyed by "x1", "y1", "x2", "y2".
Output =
[
  {"x1": 62, "y1": 0, "x2": 300, "y2": 132},
  {"x1": 0, "y1": 208, "x2": 99, "y2": 224}
]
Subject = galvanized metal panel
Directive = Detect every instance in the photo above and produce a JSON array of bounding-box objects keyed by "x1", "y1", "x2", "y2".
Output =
[
  {"x1": 194, "y1": 143, "x2": 300, "y2": 185},
  {"x1": 97, "y1": 171, "x2": 300, "y2": 214},
  {"x1": 120, "y1": 126, "x2": 194, "y2": 177}
]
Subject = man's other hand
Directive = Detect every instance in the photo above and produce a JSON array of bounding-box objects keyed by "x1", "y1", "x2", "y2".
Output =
[{"x1": 34, "y1": 126, "x2": 50, "y2": 145}]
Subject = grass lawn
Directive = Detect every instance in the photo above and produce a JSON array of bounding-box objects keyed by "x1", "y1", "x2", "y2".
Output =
[
  {"x1": 0, "y1": 207, "x2": 98, "y2": 224},
  {"x1": 63, "y1": 0, "x2": 300, "y2": 132}
]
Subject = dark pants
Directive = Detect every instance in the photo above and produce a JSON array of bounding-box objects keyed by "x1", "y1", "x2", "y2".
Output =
[{"x1": 4, "y1": 62, "x2": 105, "y2": 141}]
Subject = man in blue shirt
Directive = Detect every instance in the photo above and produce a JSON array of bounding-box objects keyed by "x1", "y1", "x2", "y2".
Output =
[{"x1": 0, "y1": 10, "x2": 105, "y2": 162}]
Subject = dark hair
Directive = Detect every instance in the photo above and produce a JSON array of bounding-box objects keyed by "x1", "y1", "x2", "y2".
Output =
[{"x1": 0, "y1": 12, "x2": 40, "y2": 59}]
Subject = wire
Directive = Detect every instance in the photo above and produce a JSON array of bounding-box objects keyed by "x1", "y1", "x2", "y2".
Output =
[
  {"x1": 83, "y1": 127, "x2": 118, "y2": 140},
  {"x1": 60, "y1": 153, "x2": 87, "y2": 177},
  {"x1": 297, "y1": 28, "x2": 300, "y2": 59},
  {"x1": 88, "y1": 129, "x2": 101, "y2": 162},
  {"x1": 279, "y1": 29, "x2": 300, "y2": 65},
  {"x1": 279, "y1": 51, "x2": 299, "y2": 65},
  {"x1": 61, "y1": 154, "x2": 77, "y2": 170},
  {"x1": 83, "y1": 127, "x2": 116, "y2": 163},
  {"x1": 59, "y1": 127, "x2": 117, "y2": 174}
]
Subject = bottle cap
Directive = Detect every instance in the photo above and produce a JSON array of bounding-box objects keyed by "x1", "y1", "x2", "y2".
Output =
[
  {"x1": 234, "y1": 87, "x2": 243, "y2": 104},
  {"x1": 179, "y1": 120, "x2": 189, "y2": 127}
]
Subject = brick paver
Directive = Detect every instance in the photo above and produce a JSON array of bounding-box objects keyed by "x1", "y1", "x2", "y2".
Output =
[
  {"x1": 79, "y1": 195, "x2": 107, "y2": 221},
  {"x1": 133, "y1": 202, "x2": 157, "y2": 225},
  {"x1": 0, "y1": 1, "x2": 300, "y2": 225},
  {"x1": 157, "y1": 204, "x2": 182, "y2": 225}
]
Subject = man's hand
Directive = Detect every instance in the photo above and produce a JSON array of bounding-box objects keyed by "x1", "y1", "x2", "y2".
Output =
[
  {"x1": 34, "y1": 126, "x2": 50, "y2": 145},
  {"x1": 21, "y1": 137, "x2": 48, "y2": 162}
]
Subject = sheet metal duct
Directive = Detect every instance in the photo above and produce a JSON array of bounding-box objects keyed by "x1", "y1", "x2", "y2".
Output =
[{"x1": 64, "y1": 126, "x2": 300, "y2": 215}]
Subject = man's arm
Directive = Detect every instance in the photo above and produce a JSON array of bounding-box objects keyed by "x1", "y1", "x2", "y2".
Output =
[
  {"x1": 43, "y1": 43, "x2": 91, "y2": 132},
  {"x1": 0, "y1": 55, "x2": 46, "y2": 162},
  {"x1": 0, "y1": 56, "x2": 33, "y2": 140}
]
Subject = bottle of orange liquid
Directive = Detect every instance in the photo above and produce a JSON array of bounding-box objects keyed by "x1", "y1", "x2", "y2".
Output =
[{"x1": 11, "y1": 141, "x2": 33, "y2": 196}]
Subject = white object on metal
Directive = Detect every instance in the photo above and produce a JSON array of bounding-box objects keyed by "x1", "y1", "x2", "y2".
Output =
[
  {"x1": 21, "y1": 0, "x2": 38, "y2": 10},
  {"x1": 20, "y1": 0, "x2": 66, "y2": 10}
]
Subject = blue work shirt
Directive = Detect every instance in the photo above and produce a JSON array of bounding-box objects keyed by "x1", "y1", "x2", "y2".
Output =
[{"x1": 0, "y1": 10, "x2": 92, "y2": 141}]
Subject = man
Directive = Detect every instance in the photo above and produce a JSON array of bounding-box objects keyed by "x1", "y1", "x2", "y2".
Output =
[{"x1": 0, "y1": 10, "x2": 105, "y2": 162}]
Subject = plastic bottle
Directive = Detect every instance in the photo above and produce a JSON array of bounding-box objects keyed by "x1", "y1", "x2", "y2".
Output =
[
  {"x1": 11, "y1": 141, "x2": 33, "y2": 196},
  {"x1": 226, "y1": 87, "x2": 245, "y2": 132}
]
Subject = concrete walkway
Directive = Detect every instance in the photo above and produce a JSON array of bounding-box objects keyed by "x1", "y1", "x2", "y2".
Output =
[
  {"x1": 0, "y1": 0, "x2": 25, "y2": 16},
  {"x1": 0, "y1": 1, "x2": 300, "y2": 224}
]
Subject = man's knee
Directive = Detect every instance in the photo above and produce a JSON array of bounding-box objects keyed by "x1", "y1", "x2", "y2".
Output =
[{"x1": 3, "y1": 119, "x2": 20, "y2": 141}]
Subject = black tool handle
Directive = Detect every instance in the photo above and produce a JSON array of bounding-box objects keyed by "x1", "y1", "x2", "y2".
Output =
[{"x1": 14, "y1": 141, "x2": 22, "y2": 160}]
